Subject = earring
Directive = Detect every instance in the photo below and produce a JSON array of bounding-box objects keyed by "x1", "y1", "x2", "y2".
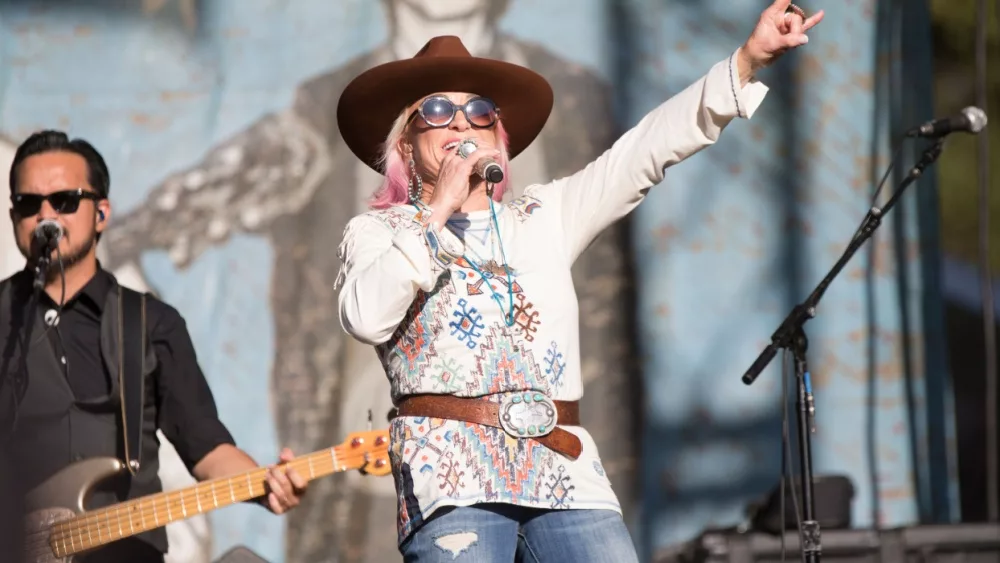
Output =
[{"x1": 408, "y1": 157, "x2": 423, "y2": 203}]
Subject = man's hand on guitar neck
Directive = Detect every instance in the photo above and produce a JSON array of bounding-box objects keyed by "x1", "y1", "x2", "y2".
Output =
[
  {"x1": 192, "y1": 444, "x2": 308, "y2": 515},
  {"x1": 260, "y1": 447, "x2": 308, "y2": 515}
]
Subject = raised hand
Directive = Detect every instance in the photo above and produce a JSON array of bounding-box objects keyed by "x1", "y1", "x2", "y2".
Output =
[
  {"x1": 428, "y1": 144, "x2": 502, "y2": 214},
  {"x1": 740, "y1": 0, "x2": 825, "y2": 75}
]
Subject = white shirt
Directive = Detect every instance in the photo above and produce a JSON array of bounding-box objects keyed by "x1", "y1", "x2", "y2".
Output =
[{"x1": 336, "y1": 49, "x2": 768, "y2": 544}]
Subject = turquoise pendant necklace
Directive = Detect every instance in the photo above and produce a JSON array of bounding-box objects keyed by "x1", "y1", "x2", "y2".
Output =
[
  {"x1": 464, "y1": 199, "x2": 515, "y2": 327},
  {"x1": 415, "y1": 199, "x2": 515, "y2": 327}
]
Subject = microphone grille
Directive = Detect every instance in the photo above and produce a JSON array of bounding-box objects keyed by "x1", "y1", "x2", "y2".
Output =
[
  {"x1": 963, "y1": 106, "x2": 988, "y2": 133},
  {"x1": 36, "y1": 219, "x2": 64, "y2": 241}
]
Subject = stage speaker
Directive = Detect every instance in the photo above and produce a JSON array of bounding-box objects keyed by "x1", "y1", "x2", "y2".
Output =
[
  {"x1": 214, "y1": 546, "x2": 270, "y2": 563},
  {"x1": 656, "y1": 523, "x2": 1000, "y2": 563}
]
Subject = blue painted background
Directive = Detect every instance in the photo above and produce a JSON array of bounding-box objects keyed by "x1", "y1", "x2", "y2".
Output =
[{"x1": 0, "y1": 1, "x2": 955, "y2": 562}]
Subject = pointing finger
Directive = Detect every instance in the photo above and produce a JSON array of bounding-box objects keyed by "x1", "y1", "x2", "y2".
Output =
[{"x1": 803, "y1": 10, "x2": 825, "y2": 32}]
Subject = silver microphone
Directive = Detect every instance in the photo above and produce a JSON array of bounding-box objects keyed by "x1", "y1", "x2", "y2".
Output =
[
  {"x1": 908, "y1": 106, "x2": 988, "y2": 138},
  {"x1": 33, "y1": 219, "x2": 64, "y2": 250},
  {"x1": 457, "y1": 139, "x2": 504, "y2": 184},
  {"x1": 29, "y1": 219, "x2": 63, "y2": 289}
]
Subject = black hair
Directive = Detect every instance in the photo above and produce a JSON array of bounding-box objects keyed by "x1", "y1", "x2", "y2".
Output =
[{"x1": 9, "y1": 130, "x2": 110, "y2": 198}]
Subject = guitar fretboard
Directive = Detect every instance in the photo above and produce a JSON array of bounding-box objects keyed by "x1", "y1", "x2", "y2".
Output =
[{"x1": 46, "y1": 438, "x2": 383, "y2": 558}]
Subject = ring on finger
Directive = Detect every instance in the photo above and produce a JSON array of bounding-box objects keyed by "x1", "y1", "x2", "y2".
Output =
[
  {"x1": 785, "y1": 3, "x2": 806, "y2": 19},
  {"x1": 456, "y1": 137, "x2": 476, "y2": 158}
]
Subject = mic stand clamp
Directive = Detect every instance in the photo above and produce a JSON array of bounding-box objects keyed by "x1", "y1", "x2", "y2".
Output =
[
  {"x1": 32, "y1": 255, "x2": 51, "y2": 292},
  {"x1": 740, "y1": 137, "x2": 946, "y2": 563},
  {"x1": 30, "y1": 236, "x2": 58, "y2": 292}
]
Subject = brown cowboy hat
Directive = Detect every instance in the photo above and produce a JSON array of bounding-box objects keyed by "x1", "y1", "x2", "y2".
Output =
[{"x1": 336, "y1": 35, "x2": 554, "y2": 173}]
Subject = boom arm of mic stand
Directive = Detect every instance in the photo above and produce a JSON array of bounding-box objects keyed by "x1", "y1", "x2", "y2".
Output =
[{"x1": 742, "y1": 137, "x2": 945, "y2": 386}]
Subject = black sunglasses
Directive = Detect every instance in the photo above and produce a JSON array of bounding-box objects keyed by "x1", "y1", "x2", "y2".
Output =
[
  {"x1": 408, "y1": 96, "x2": 500, "y2": 129},
  {"x1": 11, "y1": 189, "x2": 103, "y2": 217}
]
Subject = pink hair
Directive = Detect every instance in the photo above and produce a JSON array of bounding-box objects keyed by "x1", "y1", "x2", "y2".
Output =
[{"x1": 369, "y1": 114, "x2": 512, "y2": 210}]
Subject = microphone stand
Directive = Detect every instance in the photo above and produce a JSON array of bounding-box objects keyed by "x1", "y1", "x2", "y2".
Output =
[
  {"x1": 741, "y1": 137, "x2": 946, "y2": 563},
  {"x1": 25, "y1": 248, "x2": 52, "y2": 344}
]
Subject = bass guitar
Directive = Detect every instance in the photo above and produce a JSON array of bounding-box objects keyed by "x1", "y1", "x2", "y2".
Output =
[{"x1": 21, "y1": 429, "x2": 389, "y2": 562}]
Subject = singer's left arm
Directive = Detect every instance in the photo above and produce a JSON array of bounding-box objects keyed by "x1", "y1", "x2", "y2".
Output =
[{"x1": 528, "y1": 47, "x2": 768, "y2": 263}]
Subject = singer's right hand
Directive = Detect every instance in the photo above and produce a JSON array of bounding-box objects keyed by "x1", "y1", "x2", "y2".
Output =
[{"x1": 429, "y1": 146, "x2": 502, "y2": 214}]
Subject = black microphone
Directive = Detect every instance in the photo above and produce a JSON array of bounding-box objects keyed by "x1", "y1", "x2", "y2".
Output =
[
  {"x1": 458, "y1": 139, "x2": 504, "y2": 184},
  {"x1": 32, "y1": 219, "x2": 63, "y2": 254},
  {"x1": 907, "y1": 106, "x2": 987, "y2": 138}
]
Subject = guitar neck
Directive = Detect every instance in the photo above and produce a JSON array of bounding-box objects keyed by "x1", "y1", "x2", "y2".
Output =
[{"x1": 49, "y1": 447, "x2": 350, "y2": 557}]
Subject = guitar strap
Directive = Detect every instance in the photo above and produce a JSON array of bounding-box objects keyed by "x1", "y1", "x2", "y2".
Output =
[{"x1": 118, "y1": 286, "x2": 146, "y2": 476}]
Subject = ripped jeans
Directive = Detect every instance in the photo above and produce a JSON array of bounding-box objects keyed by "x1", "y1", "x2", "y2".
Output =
[{"x1": 398, "y1": 504, "x2": 639, "y2": 562}]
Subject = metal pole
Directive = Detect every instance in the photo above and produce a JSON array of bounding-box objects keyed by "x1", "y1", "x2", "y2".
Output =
[{"x1": 975, "y1": 0, "x2": 998, "y2": 524}]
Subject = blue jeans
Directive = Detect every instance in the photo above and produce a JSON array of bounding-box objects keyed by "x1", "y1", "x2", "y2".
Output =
[{"x1": 399, "y1": 504, "x2": 639, "y2": 562}]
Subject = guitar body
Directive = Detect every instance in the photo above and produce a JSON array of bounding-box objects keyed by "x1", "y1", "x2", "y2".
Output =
[{"x1": 22, "y1": 457, "x2": 125, "y2": 563}]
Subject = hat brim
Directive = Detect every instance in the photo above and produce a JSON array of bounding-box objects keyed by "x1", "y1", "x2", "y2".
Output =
[{"x1": 336, "y1": 56, "x2": 554, "y2": 173}]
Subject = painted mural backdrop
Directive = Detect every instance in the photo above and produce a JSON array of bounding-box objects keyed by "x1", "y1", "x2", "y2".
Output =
[{"x1": 0, "y1": 1, "x2": 952, "y2": 562}]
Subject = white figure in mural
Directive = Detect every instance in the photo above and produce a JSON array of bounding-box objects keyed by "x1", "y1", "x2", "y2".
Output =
[
  {"x1": 1, "y1": 4, "x2": 621, "y2": 562},
  {"x1": 102, "y1": 1, "x2": 627, "y2": 561}
]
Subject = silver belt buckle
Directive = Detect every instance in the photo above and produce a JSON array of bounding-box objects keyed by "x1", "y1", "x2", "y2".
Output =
[{"x1": 498, "y1": 391, "x2": 558, "y2": 438}]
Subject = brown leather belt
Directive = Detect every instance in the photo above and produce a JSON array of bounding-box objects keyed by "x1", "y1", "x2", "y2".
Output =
[{"x1": 392, "y1": 394, "x2": 583, "y2": 459}]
